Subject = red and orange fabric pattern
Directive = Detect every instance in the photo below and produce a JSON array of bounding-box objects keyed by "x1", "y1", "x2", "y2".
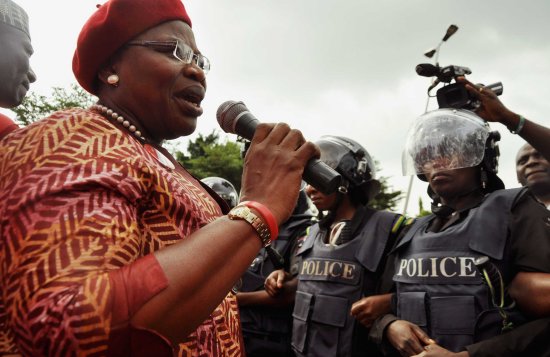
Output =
[{"x1": 0, "y1": 108, "x2": 242, "y2": 356}]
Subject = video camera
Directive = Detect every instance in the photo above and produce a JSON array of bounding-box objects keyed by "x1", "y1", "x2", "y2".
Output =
[{"x1": 416, "y1": 63, "x2": 503, "y2": 110}]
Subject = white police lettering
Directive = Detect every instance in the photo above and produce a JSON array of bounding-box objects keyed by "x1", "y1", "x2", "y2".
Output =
[
  {"x1": 300, "y1": 259, "x2": 357, "y2": 280},
  {"x1": 396, "y1": 256, "x2": 477, "y2": 278}
]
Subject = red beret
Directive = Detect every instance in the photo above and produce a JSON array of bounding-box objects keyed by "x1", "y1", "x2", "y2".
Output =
[{"x1": 73, "y1": 0, "x2": 192, "y2": 95}]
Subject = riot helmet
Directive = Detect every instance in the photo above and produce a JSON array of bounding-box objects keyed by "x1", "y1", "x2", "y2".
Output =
[
  {"x1": 201, "y1": 177, "x2": 239, "y2": 208},
  {"x1": 315, "y1": 135, "x2": 380, "y2": 205},
  {"x1": 402, "y1": 108, "x2": 504, "y2": 192}
]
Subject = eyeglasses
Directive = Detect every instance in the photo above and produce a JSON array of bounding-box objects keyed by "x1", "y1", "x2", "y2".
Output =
[{"x1": 126, "y1": 40, "x2": 210, "y2": 74}]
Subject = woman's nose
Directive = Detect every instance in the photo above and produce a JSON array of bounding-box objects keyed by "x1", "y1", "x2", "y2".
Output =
[{"x1": 305, "y1": 184, "x2": 317, "y2": 196}]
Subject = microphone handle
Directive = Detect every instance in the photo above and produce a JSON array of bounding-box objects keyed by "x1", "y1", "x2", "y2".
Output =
[
  {"x1": 234, "y1": 111, "x2": 259, "y2": 139},
  {"x1": 234, "y1": 113, "x2": 341, "y2": 195},
  {"x1": 265, "y1": 245, "x2": 285, "y2": 270}
]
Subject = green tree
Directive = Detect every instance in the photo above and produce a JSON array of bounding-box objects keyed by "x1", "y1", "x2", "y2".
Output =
[
  {"x1": 369, "y1": 175, "x2": 403, "y2": 212},
  {"x1": 175, "y1": 131, "x2": 244, "y2": 191},
  {"x1": 11, "y1": 84, "x2": 96, "y2": 125},
  {"x1": 369, "y1": 160, "x2": 403, "y2": 212}
]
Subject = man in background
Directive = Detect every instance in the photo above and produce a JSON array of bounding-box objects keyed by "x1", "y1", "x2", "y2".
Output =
[
  {"x1": 0, "y1": 0, "x2": 36, "y2": 139},
  {"x1": 516, "y1": 143, "x2": 550, "y2": 209}
]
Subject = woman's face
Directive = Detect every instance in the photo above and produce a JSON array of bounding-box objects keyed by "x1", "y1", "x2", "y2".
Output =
[
  {"x1": 425, "y1": 165, "x2": 480, "y2": 200},
  {"x1": 305, "y1": 184, "x2": 338, "y2": 212},
  {"x1": 107, "y1": 20, "x2": 207, "y2": 142}
]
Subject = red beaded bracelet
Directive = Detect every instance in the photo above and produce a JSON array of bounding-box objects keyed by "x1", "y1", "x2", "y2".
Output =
[{"x1": 240, "y1": 201, "x2": 279, "y2": 242}]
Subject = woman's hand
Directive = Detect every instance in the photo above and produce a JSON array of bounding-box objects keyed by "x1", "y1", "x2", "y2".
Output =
[
  {"x1": 239, "y1": 123, "x2": 319, "y2": 225},
  {"x1": 385, "y1": 319, "x2": 434, "y2": 356},
  {"x1": 411, "y1": 343, "x2": 469, "y2": 357}
]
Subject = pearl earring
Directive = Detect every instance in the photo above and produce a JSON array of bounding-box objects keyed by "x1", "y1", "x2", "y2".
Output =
[{"x1": 107, "y1": 74, "x2": 119, "y2": 86}]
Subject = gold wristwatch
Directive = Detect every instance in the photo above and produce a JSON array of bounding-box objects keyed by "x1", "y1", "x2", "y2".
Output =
[{"x1": 228, "y1": 203, "x2": 271, "y2": 247}]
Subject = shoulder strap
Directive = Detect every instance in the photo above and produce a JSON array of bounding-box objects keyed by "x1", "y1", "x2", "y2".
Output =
[
  {"x1": 296, "y1": 223, "x2": 320, "y2": 256},
  {"x1": 354, "y1": 211, "x2": 401, "y2": 272},
  {"x1": 468, "y1": 188, "x2": 525, "y2": 260}
]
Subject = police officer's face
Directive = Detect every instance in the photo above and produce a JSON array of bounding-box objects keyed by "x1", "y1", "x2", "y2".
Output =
[
  {"x1": 305, "y1": 184, "x2": 338, "y2": 211},
  {"x1": 425, "y1": 166, "x2": 479, "y2": 202},
  {"x1": 516, "y1": 144, "x2": 550, "y2": 195}
]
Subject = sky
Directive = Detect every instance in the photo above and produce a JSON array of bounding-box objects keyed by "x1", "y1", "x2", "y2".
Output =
[{"x1": 4, "y1": 0, "x2": 550, "y2": 216}]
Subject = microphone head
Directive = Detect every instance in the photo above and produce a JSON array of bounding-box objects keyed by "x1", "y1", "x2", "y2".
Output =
[
  {"x1": 216, "y1": 100, "x2": 248, "y2": 134},
  {"x1": 416, "y1": 63, "x2": 440, "y2": 77}
]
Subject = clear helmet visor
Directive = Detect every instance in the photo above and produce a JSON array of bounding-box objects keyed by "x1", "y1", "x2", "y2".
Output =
[
  {"x1": 318, "y1": 141, "x2": 352, "y2": 170},
  {"x1": 402, "y1": 109, "x2": 490, "y2": 176}
]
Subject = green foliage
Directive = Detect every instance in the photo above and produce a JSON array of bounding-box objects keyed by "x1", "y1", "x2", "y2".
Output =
[
  {"x1": 11, "y1": 84, "x2": 96, "y2": 125},
  {"x1": 417, "y1": 197, "x2": 432, "y2": 217},
  {"x1": 176, "y1": 130, "x2": 243, "y2": 191},
  {"x1": 369, "y1": 159, "x2": 403, "y2": 212},
  {"x1": 369, "y1": 175, "x2": 403, "y2": 212}
]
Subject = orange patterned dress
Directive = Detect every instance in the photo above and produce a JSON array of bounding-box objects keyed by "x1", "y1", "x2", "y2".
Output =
[{"x1": 0, "y1": 108, "x2": 243, "y2": 356}]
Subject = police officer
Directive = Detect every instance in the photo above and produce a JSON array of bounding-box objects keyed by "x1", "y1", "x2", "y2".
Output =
[
  {"x1": 265, "y1": 135, "x2": 409, "y2": 357},
  {"x1": 380, "y1": 108, "x2": 550, "y2": 356},
  {"x1": 237, "y1": 188, "x2": 316, "y2": 357}
]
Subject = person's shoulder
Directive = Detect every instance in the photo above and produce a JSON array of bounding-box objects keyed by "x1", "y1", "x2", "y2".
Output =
[
  {"x1": 50, "y1": 107, "x2": 119, "y2": 133},
  {"x1": 0, "y1": 112, "x2": 16, "y2": 126},
  {"x1": 0, "y1": 112, "x2": 18, "y2": 139},
  {"x1": 383, "y1": 211, "x2": 416, "y2": 237},
  {"x1": 370, "y1": 209, "x2": 417, "y2": 242},
  {"x1": 510, "y1": 187, "x2": 549, "y2": 214},
  {"x1": 4, "y1": 107, "x2": 104, "y2": 137},
  {"x1": 392, "y1": 215, "x2": 416, "y2": 242},
  {"x1": 0, "y1": 107, "x2": 147, "y2": 169}
]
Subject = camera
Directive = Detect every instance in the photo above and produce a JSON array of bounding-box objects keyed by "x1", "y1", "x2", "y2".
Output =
[{"x1": 415, "y1": 63, "x2": 503, "y2": 110}]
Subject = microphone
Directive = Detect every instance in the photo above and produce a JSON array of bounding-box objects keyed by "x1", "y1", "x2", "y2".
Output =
[
  {"x1": 217, "y1": 100, "x2": 342, "y2": 195},
  {"x1": 415, "y1": 63, "x2": 441, "y2": 77}
]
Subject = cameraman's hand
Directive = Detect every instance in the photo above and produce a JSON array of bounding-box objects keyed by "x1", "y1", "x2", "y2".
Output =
[
  {"x1": 457, "y1": 76, "x2": 518, "y2": 125},
  {"x1": 385, "y1": 319, "x2": 435, "y2": 356},
  {"x1": 459, "y1": 76, "x2": 550, "y2": 163}
]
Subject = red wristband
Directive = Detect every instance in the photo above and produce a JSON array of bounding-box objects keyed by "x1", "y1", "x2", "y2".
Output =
[{"x1": 240, "y1": 201, "x2": 279, "y2": 242}]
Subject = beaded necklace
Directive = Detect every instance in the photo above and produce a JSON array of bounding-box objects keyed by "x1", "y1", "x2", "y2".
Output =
[
  {"x1": 91, "y1": 104, "x2": 177, "y2": 170},
  {"x1": 91, "y1": 104, "x2": 146, "y2": 141}
]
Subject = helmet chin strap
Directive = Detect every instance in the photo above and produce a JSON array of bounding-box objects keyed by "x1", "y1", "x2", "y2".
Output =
[
  {"x1": 430, "y1": 185, "x2": 482, "y2": 218},
  {"x1": 320, "y1": 180, "x2": 349, "y2": 229}
]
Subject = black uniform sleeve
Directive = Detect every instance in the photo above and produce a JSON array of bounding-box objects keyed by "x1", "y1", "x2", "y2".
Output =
[
  {"x1": 368, "y1": 218, "x2": 416, "y2": 354},
  {"x1": 466, "y1": 318, "x2": 550, "y2": 357},
  {"x1": 509, "y1": 191, "x2": 550, "y2": 273},
  {"x1": 466, "y1": 194, "x2": 550, "y2": 356}
]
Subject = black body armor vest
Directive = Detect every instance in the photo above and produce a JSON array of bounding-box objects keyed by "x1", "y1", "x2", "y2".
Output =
[
  {"x1": 393, "y1": 188, "x2": 527, "y2": 352},
  {"x1": 292, "y1": 209, "x2": 399, "y2": 356}
]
